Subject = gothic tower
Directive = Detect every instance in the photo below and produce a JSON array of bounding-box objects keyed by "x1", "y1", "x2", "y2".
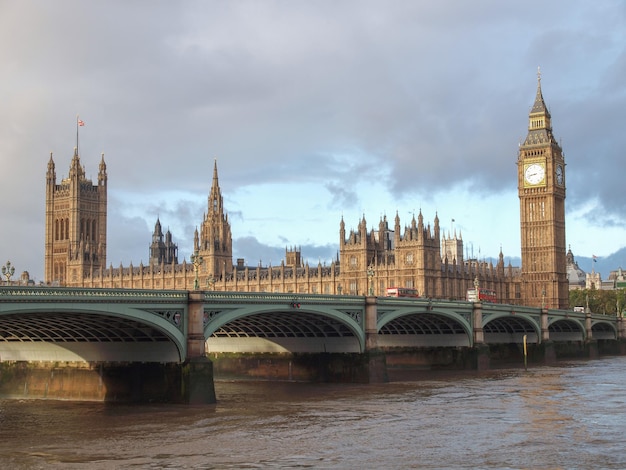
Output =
[
  {"x1": 195, "y1": 160, "x2": 233, "y2": 279},
  {"x1": 340, "y1": 214, "x2": 379, "y2": 295},
  {"x1": 149, "y1": 218, "x2": 178, "y2": 265},
  {"x1": 518, "y1": 70, "x2": 568, "y2": 309},
  {"x1": 441, "y1": 228, "x2": 463, "y2": 265},
  {"x1": 45, "y1": 148, "x2": 107, "y2": 284}
]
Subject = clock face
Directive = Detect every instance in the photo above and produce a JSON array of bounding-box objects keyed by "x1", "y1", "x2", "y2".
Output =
[
  {"x1": 524, "y1": 163, "x2": 546, "y2": 185},
  {"x1": 556, "y1": 164, "x2": 564, "y2": 185}
]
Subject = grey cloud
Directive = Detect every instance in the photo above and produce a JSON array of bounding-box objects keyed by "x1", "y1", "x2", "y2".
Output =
[{"x1": 1, "y1": 1, "x2": 625, "y2": 280}]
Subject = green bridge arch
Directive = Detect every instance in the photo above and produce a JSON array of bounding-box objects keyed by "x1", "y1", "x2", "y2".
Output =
[
  {"x1": 202, "y1": 292, "x2": 366, "y2": 353},
  {"x1": 0, "y1": 287, "x2": 188, "y2": 362},
  {"x1": 1, "y1": 287, "x2": 623, "y2": 361}
]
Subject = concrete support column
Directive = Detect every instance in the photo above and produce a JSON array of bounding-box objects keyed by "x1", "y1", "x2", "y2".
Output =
[
  {"x1": 472, "y1": 302, "x2": 484, "y2": 345},
  {"x1": 184, "y1": 290, "x2": 216, "y2": 404},
  {"x1": 187, "y1": 291, "x2": 207, "y2": 358},
  {"x1": 616, "y1": 317, "x2": 626, "y2": 355},
  {"x1": 540, "y1": 308, "x2": 550, "y2": 342},
  {"x1": 471, "y1": 302, "x2": 489, "y2": 370},
  {"x1": 585, "y1": 311, "x2": 593, "y2": 342},
  {"x1": 364, "y1": 296, "x2": 379, "y2": 351},
  {"x1": 618, "y1": 316, "x2": 626, "y2": 340},
  {"x1": 583, "y1": 311, "x2": 599, "y2": 359},
  {"x1": 363, "y1": 296, "x2": 387, "y2": 383}
]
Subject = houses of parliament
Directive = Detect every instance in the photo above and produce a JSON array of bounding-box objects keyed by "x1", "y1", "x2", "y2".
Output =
[{"x1": 44, "y1": 76, "x2": 569, "y2": 309}]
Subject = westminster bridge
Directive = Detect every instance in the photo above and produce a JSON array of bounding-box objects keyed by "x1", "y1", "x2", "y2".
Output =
[{"x1": 0, "y1": 286, "x2": 623, "y2": 402}]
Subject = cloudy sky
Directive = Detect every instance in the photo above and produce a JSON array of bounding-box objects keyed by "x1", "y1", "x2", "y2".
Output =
[{"x1": 1, "y1": 1, "x2": 625, "y2": 282}]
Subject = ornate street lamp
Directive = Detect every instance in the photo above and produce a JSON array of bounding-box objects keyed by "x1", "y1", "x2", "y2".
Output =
[
  {"x1": 367, "y1": 265, "x2": 375, "y2": 296},
  {"x1": 2, "y1": 261, "x2": 15, "y2": 285},
  {"x1": 190, "y1": 250, "x2": 204, "y2": 290}
]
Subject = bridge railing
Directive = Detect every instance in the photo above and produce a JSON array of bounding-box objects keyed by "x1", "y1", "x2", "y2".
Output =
[
  {"x1": 0, "y1": 286, "x2": 188, "y2": 303},
  {"x1": 202, "y1": 291, "x2": 364, "y2": 305}
]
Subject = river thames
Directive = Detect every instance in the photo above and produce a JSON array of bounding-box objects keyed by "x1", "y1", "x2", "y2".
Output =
[{"x1": 2, "y1": 356, "x2": 626, "y2": 469}]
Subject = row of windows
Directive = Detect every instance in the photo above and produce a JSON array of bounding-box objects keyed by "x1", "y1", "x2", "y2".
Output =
[
  {"x1": 349, "y1": 252, "x2": 431, "y2": 268},
  {"x1": 53, "y1": 218, "x2": 99, "y2": 241},
  {"x1": 527, "y1": 200, "x2": 546, "y2": 222},
  {"x1": 530, "y1": 119, "x2": 545, "y2": 129},
  {"x1": 54, "y1": 219, "x2": 70, "y2": 241}
]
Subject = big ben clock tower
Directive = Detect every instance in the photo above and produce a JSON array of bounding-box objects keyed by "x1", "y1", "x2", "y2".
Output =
[{"x1": 518, "y1": 69, "x2": 568, "y2": 309}]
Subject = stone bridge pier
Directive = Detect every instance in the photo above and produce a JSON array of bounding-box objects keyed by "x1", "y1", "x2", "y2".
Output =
[
  {"x1": 361, "y1": 297, "x2": 493, "y2": 376},
  {"x1": 364, "y1": 296, "x2": 388, "y2": 382},
  {"x1": 185, "y1": 292, "x2": 216, "y2": 404}
]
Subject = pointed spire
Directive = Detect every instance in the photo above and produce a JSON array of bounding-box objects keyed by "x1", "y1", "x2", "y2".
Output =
[
  {"x1": 69, "y1": 146, "x2": 84, "y2": 180},
  {"x1": 47, "y1": 152, "x2": 56, "y2": 180},
  {"x1": 212, "y1": 158, "x2": 219, "y2": 185},
  {"x1": 98, "y1": 153, "x2": 107, "y2": 185},
  {"x1": 99, "y1": 152, "x2": 107, "y2": 172},
  {"x1": 523, "y1": 67, "x2": 554, "y2": 146},
  {"x1": 154, "y1": 217, "x2": 163, "y2": 236},
  {"x1": 531, "y1": 66, "x2": 549, "y2": 115},
  {"x1": 208, "y1": 158, "x2": 223, "y2": 215}
]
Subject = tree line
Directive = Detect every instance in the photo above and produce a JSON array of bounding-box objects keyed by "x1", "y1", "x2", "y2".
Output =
[{"x1": 569, "y1": 288, "x2": 626, "y2": 315}]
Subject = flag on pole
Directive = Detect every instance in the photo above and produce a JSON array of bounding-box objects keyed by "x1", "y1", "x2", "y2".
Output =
[
  {"x1": 76, "y1": 116, "x2": 84, "y2": 152},
  {"x1": 592, "y1": 254, "x2": 598, "y2": 262}
]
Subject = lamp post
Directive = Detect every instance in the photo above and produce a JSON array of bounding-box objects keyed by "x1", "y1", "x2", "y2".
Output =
[
  {"x1": 190, "y1": 250, "x2": 204, "y2": 290},
  {"x1": 367, "y1": 265, "x2": 375, "y2": 296},
  {"x1": 2, "y1": 261, "x2": 15, "y2": 285},
  {"x1": 541, "y1": 288, "x2": 546, "y2": 309}
]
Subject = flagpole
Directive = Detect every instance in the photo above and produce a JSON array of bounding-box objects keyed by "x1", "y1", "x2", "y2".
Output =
[
  {"x1": 76, "y1": 114, "x2": 80, "y2": 154},
  {"x1": 592, "y1": 255, "x2": 596, "y2": 274}
]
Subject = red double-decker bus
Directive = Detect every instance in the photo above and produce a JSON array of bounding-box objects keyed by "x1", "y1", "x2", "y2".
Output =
[
  {"x1": 466, "y1": 288, "x2": 497, "y2": 303},
  {"x1": 386, "y1": 287, "x2": 419, "y2": 298}
]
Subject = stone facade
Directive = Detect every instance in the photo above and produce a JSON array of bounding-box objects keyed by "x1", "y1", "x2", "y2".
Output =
[
  {"x1": 45, "y1": 148, "x2": 107, "y2": 285},
  {"x1": 517, "y1": 71, "x2": 569, "y2": 309},
  {"x1": 45, "y1": 77, "x2": 569, "y2": 306}
]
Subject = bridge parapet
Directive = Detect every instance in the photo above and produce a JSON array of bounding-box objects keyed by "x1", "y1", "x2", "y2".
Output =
[
  {"x1": 202, "y1": 291, "x2": 364, "y2": 305},
  {"x1": 0, "y1": 286, "x2": 187, "y2": 302}
]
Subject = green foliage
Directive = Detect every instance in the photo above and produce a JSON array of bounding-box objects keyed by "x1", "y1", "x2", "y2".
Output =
[{"x1": 569, "y1": 288, "x2": 626, "y2": 315}]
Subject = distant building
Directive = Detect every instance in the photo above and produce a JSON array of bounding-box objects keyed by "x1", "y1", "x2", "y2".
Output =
[
  {"x1": 149, "y1": 218, "x2": 178, "y2": 266},
  {"x1": 1, "y1": 271, "x2": 34, "y2": 286},
  {"x1": 567, "y1": 248, "x2": 586, "y2": 290},
  {"x1": 591, "y1": 267, "x2": 626, "y2": 291},
  {"x1": 566, "y1": 247, "x2": 626, "y2": 292},
  {"x1": 610, "y1": 268, "x2": 626, "y2": 289}
]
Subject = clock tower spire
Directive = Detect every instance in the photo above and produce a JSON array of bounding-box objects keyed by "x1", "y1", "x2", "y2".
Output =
[{"x1": 518, "y1": 69, "x2": 568, "y2": 309}]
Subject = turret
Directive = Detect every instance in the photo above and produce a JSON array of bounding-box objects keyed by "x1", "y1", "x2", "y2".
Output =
[{"x1": 98, "y1": 153, "x2": 107, "y2": 187}]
